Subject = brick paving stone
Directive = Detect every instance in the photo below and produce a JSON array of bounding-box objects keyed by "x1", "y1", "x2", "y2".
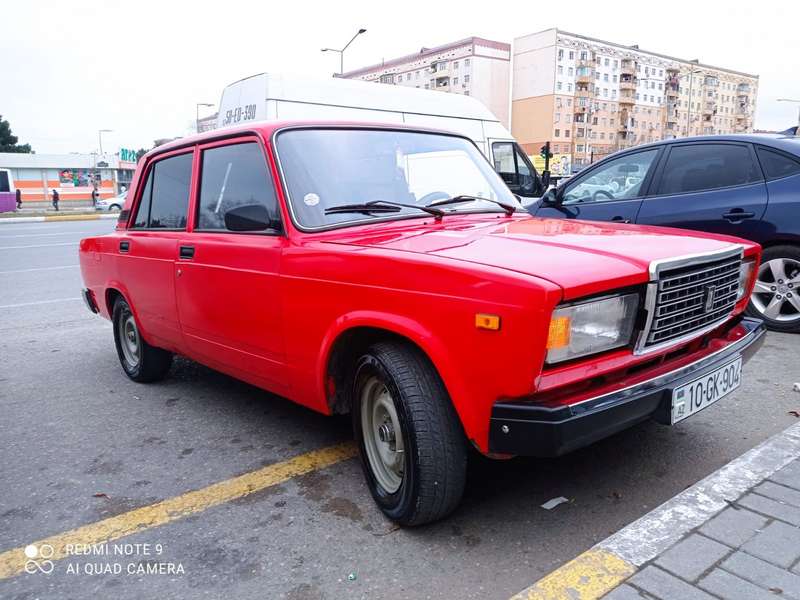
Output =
[
  {"x1": 699, "y1": 568, "x2": 781, "y2": 600},
  {"x1": 654, "y1": 534, "x2": 731, "y2": 581},
  {"x1": 699, "y1": 506, "x2": 768, "y2": 547},
  {"x1": 741, "y1": 520, "x2": 800, "y2": 568},
  {"x1": 602, "y1": 583, "x2": 646, "y2": 599},
  {"x1": 754, "y1": 480, "x2": 800, "y2": 508},
  {"x1": 771, "y1": 461, "x2": 800, "y2": 490},
  {"x1": 722, "y1": 551, "x2": 800, "y2": 599},
  {"x1": 629, "y1": 566, "x2": 716, "y2": 600},
  {"x1": 738, "y1": 492, "x2": 800, "y2": 526}
]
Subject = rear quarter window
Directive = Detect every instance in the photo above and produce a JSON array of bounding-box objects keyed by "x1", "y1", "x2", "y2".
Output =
[{"x1": 756, "y1": 146, "x2": 800, "y2": 180}]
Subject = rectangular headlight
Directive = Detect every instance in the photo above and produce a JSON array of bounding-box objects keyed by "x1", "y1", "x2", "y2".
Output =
[
  {"x1": 737, "y1": 259, "x2": 756, "y2": 301},
  {"x1": 546, "y1": 293, "x2": 639, "y2": 364}
]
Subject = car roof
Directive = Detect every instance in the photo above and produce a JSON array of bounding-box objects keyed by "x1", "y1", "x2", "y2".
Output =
[
  {"x1": 622, "y1": 133, "x2": 800, "y2": 155},
  {"x1": 144, "y1": 120, "x2": 463, "y2": 161}
]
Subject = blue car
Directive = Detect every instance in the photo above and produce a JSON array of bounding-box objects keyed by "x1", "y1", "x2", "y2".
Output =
[{"x1": 529, "y1": 134, "x2": 800, "y2": 332}]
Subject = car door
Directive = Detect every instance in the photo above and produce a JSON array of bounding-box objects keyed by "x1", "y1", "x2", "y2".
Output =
[
  {"x1": 636, "y1": 142, "x2": 768, "y2": 239},
  {"x1": 533, "y1": 147, "x2": 662, "y2": 223},
  {"x1": 116, "y1": 150, "x2": 193, "y2": 351},
  {"x1": 174, "y1": 137, "x2": 289, "y2": 395},
  {"x1": 490, "y1": 140, "x2": 543, "y2": 198}
]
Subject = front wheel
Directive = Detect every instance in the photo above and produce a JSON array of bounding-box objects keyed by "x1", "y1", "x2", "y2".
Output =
[
  {"x1": 112, "y1": 297, "x2": 173, "y2": 382},
  {"x1": 747, "y1": 245, "x2": 800, "y2": 333},
  {"x1": 352, "y1": 341, "x2": 467, "y2": 526}
]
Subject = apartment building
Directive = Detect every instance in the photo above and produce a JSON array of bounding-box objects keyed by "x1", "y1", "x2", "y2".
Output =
[
  {"x1": 512, "y1": 29, "x2": 759, "y2": 169},
  {"x1": 340, "y1": 37, "x2": 511, "y2": 127}
]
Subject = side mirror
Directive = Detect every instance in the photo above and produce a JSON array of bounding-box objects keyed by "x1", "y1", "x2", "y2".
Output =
[
  {"x1": 224, "y1": 204, "x2": 279, "y2": 232},
  {"x1": 540, "y1": 187, "x2": 560, "y2": 206}
]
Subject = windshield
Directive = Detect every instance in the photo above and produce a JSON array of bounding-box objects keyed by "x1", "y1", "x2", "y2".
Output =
[{"x1": 275, "y1": 128, "x2": 519, "y2": 229}]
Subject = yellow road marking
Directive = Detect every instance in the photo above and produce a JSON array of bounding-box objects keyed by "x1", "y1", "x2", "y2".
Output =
[
  {"x1": 43, "y1": 214, "x2": 102, "y2": 222},
  {"x1": 0, "y1": 441, "x2": 356, "y2": 581},
  {"x1": 510, "y1": 548, "x2": 636, "y2": 600}
]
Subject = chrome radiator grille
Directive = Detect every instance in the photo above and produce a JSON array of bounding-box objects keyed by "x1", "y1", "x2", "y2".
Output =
[{"x1": 641, "y1": 250, "x2": 742, "y2": 350}]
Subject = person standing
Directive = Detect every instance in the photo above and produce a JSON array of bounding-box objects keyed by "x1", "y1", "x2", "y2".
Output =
[
  {"x1": 91, "y1": 187, "x2": 98, "y2": 207},
  {"x1": 51, "y1": 189, "x2": 60, "y2": 211},
  {"x1": 15, "y1": 188, "x2": 22, "y2": 209}
]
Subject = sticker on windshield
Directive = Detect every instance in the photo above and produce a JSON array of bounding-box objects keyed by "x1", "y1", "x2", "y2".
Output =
[{"x1": 304, "y1": 193, "x2": 320, "y2": 207}]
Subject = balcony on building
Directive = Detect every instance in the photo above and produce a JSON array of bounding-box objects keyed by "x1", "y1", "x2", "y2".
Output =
[
  {"x1": 575, "y1": 84, "x2": 592, "y2": 100},
  {"x1": 704, "y1": 76, "x2": 719, "y2": 88},
  {"x1": 620, "y1": 58, "x2": 636, "y2": 76},
  {"x1": 737, "y1": 83, "x2": 751, "y2": 94},
  {"x1": 618, "y1": 90, "x2": 635, "y2": 105},
  {"x1": 576, "y1": 66, "x2": 594, "y2": 84},
  {"x1": 666, "y1": 65, "x2": 680, "y2": 74},
  {"x1": 434, "y1": 76, "x2": 450, "y2": 91},
  {"x1": 702, "y1": 101, "x2": 716, "y2": 115}
]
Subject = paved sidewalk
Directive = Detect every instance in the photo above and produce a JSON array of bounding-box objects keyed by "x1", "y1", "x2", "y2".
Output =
[
  {"x1": 512, "y1": 422, "x2": 800, "y2": 599},
  {"x1": 607, "y1": 455, "x2": 800, "y2": 600}
]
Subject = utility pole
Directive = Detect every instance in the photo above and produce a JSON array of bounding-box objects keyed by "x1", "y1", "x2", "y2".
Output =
[{"x1": 98, "y1": 129, "x2": 112, "y2": 156}]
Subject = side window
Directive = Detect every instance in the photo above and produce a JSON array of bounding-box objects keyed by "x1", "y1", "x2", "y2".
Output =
[
  {"x1": 131, "y1": 168, "x2": 153, "y2": 228},
  {"x1": 492, "y1": 142, "x2": 540, "y2": 196},
  {"x1": 148, "y1": 153, "x2": 192, "y2": 229},
  {"x1": 756, "y1": 147, "x2": 800, "y2": 180},
  {"x1": 562, "y1": 149, "x2": 659, "y2": 204},
  {"x1": 197, "y1": 142, "x2": 279, "y2": 231},
  {"x1": 656, "y1": 144, "x2": 761, "y2": 196}
]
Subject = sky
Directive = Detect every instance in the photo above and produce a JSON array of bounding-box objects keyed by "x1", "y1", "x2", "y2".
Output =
[{"x1": 1, "y1": 0, "x2": 798, "y2": 155}]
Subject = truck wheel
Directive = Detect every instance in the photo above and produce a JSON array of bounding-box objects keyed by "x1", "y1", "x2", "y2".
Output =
[
  {"x1": 352, "y1": 341, "x2": 467, "y2": 526},
  {"x1": 112, "y1": 297, "x2": 172, "y2": 382},
  {"x1": 746, "y1": 245, "x2": 800, "y2": 333}
]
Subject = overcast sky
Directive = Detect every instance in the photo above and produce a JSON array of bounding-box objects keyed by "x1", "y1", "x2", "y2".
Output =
[{"x1": 2, "y1": 0, "x2": 798, "y2": 155}]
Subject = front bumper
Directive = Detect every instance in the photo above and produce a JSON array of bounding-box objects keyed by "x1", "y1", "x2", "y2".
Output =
[{"x1": 489, "y1": 317, "x2": 766, "y2": 457}]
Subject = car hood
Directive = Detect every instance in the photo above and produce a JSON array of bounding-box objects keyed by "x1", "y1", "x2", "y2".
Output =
[{"x1": 323, "y1": 215, "x2": 748, "y2": 299}]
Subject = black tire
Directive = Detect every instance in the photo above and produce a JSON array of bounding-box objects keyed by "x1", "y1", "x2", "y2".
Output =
[
  {"x1": 352, "y1": 341, "x2": 467, "y2": 526},
  {"x1": 746, "y1": 245, "x2": 800, "y2": 333},
  {"x1": 112, "y1": 297, "x2": 173, "y2": 382}
]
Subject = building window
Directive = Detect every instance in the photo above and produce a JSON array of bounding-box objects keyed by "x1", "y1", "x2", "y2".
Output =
[
  {"x1": 453, "y1": 61, "x2": 459, "y2": 69},
  {"x1": 464, "y1": 75, "x2": 470, "y2": 83},
  {"x1": 558, "y1": 65, "x2": 563, "y2": 74},
  {"x1": 568, "y1": 67, "x2": 574, "y2": 76},
  {"x1": 555, "y1": 112, "x2": 561, "y2": 122},
  {"x1": 603, "y1": 73, "x2": 609, "y2": 82},
  {"x1": 612, "y1": 75, "x2": 618, "y2": 83},
  {"x1": 464, "y1": 59, "x2": 470, "y2": 67},
  {"x1": 567, "y1": 83, "x2": 573, "y2": 91},
  {"x1": 380, "y1": 74, "x2": 393, "y2": 84},
  {"x1": 406, "y1": 73, "x2": 411, "y2": 81},
  {"x1": 604, "y1": 58, "x2": 610, "y2": 66},
  {"x1": 613, "y1": 59, "x2": 618, "y2": 68},
  {"x1": 558, "y1": 49, "x2": 564, "y2": 61},
  {"x1": 453, "y1": 77, "x2": 459, "y2": 85},
  {"x1": 565, "y1": 130, "x2": 570, "y2": 137},
  {"x1": 580, "y1": 51, "x2": 587, "y2": 60},
  {"x1": 555, "y1": 129, "x2": 561, "y2": 137},
  {"x1": 569, "y1": 51, "x2": 574, "y2": 59},
  {"x1": 557, "y1": 82, "x2": 563, "y2": 91}
]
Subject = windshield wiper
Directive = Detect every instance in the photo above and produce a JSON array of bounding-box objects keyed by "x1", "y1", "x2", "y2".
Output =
[
  {"x1": 426, "y1": 195, "x2": 517, "y2": 216},
  {"x1": 325, "y1": 200, "x2": 445, "y2": 219}
]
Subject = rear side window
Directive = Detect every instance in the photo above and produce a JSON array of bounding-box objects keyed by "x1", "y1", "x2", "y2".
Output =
[
  {"x1": 197, "y1": 142, "x2": 279, "y2": 231},
  {"x1": 131, "y1": 153, "x2": 192, "y2": 229},
  {"x1": 656, "y1": 144, "x2": 761, "y2": 195},
  {"x1": 756, "y1": 147, "x2": 800, "y2": 180}
]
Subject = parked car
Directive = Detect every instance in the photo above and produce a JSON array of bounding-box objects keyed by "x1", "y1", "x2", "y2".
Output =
[
  {"x1": 95, "y1": 191, "x2": 126, "y2": 211},
  {"x1": 527, "y1": 134, "x2": 800, "y2": 332},
  {"x1": 79, "y1": 122, "x2": 765, "y2": 525}
]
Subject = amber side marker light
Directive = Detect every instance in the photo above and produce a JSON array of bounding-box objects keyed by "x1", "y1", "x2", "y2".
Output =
[
  {"x1": 475, "y1": 313, "x2": 501, "y2": 331},
  {"x1": 547, "y1": 316, "x2": 571, "y2": 349}
]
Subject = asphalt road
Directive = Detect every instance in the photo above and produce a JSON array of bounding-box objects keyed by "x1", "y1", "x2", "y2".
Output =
[{"x1": 1, "y1": 219, "x2": 798, "y2": 600}]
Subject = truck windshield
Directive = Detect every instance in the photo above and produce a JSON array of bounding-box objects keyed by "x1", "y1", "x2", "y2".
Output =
[{"x1": 275, "y1": 128, "x2": 520, "y2": 229}]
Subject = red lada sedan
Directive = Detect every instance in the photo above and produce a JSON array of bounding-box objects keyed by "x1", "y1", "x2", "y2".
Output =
[{"x1": 79, "y1": 122, "x2": 765, "y2": 525}]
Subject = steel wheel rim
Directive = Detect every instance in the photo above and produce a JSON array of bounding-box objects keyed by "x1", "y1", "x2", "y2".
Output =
[
  {"x1": 751, "y1": 257, "x2": 800, "y2": 322},
  {"x1": 360, "y1": 375, "x2": 404, "y2": 493},
  {"x1": 118, "y1": 309, "x2": 141, "y2": 367}
]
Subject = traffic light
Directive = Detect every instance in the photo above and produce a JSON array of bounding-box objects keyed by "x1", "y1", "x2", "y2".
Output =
[{"x1": 540, "y1": 143, "x2": 553, "y2": 160}]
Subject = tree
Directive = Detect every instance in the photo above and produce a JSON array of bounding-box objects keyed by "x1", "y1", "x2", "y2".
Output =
[
  {"x1": 0, "y1": 116, "x2": 33, "y2": 153},
  {"x1": 135, "y1": 148, "x2": 149, "y2": 162}
]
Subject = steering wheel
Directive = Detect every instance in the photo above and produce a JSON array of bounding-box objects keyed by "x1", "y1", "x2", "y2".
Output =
[
  {"x1": 417, "y1": 191, "x2": 451, "y2": 204},
  {"x1": 592, "y1": 190, "x2": 615, "y2": 202}
]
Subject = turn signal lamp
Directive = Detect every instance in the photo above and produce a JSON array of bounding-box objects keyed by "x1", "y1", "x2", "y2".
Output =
[
  {"x1": 547, "y1": 316, "x2": 571, "y2": 349},
  {"x1": 475, "y1": 313, "x2": 501, "y2": 331}
]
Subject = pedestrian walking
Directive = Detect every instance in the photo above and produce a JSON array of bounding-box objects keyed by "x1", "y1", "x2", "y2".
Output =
[
  {"x1": 15, "y1": 188, "x2": 22, "y2": 209},
  {"x1": 91, "y1": 187, "x2": 98, "y2": 207},
  {"x1": 51, "y1": 189, "x2": 60, "y2": 211}
]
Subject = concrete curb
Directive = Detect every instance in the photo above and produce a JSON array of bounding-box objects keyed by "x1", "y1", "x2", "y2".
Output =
[
  {"x1": 0, "y1": 213, "x2": 117, "y2": 225},
  {"x1": 510, "y1": 421, "x2": 800, "y2": 600}
]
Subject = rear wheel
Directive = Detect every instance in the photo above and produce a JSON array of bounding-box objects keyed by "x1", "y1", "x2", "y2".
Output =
[
  {"x1": 112, "y1": 297, "x2": 173, "y2": 382},
  {"x1": 352, "y1": 341, "x2": 467, "y2": 526},
  {"x1": 747, "y1": 245, "x2": 800, "y2": 333}
]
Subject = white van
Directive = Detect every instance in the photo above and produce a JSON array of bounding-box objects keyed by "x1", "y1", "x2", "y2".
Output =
[{"x1": 216, "y1": 73, "x2": 544, "y2": 198}]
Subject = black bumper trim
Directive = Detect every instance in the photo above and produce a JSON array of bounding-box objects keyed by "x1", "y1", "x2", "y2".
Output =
[{"x1": 489, "y1": 317, "x2": 766, "y2": 457}]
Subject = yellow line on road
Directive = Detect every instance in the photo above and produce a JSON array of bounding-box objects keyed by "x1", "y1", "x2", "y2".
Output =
[
  {"x1": 43, "y1": 214, "x2": 103, "y2": 222},
  {"x1": 0, "y1": 442, "x2": 356, "y2": 581},
  {"x1": 510, "y1": 548, "x2": 636, "y2": 600}
]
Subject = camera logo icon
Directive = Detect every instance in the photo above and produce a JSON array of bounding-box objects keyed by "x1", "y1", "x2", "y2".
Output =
[{"x1": 24, "y1": 544, "x2": 55, "y2": 575}]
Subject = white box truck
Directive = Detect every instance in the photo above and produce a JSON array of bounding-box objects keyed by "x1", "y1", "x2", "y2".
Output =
[{"x1": 216, "y1": 73, "x2": 545, "y2": 198}]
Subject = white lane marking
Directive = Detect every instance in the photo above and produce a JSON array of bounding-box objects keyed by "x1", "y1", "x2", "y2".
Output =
[
  {"x1": 0, "y1": 297, "x2": 81, "y2": 309},
  {"x1": 0, "y1": 265, "x2": 79, "y2": 274},
  {"x1": 0, "y1": 242, "x2": 77, "y2": 250},
  {"x1": 600, "y1": 421, "x2": 800, "y2": 566},
  {"x1": 0, "y1": 231, "x2": 94, "y2": 238}
]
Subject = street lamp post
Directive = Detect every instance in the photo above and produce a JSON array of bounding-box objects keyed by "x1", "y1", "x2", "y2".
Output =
[
  {"x1": 777, "y1": 98, "x2": 800, "y2": 129},
  {"x1": 98, "y1": 129, "x2": 112, "y2": 156},
  {"x1": 680, "y1": 69, "x2": 703, "y2": 137},
  {"x1": 196, "y1": 103, "x2": 215, "y2": 133},
  {"x1": 321, "y1": 28, "x2": 367, "y2": 75}
]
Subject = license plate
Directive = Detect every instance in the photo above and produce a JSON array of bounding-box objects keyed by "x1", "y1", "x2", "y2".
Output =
[{"x1": 671, "y1": 357, "x2": 743, "y2": 424}]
